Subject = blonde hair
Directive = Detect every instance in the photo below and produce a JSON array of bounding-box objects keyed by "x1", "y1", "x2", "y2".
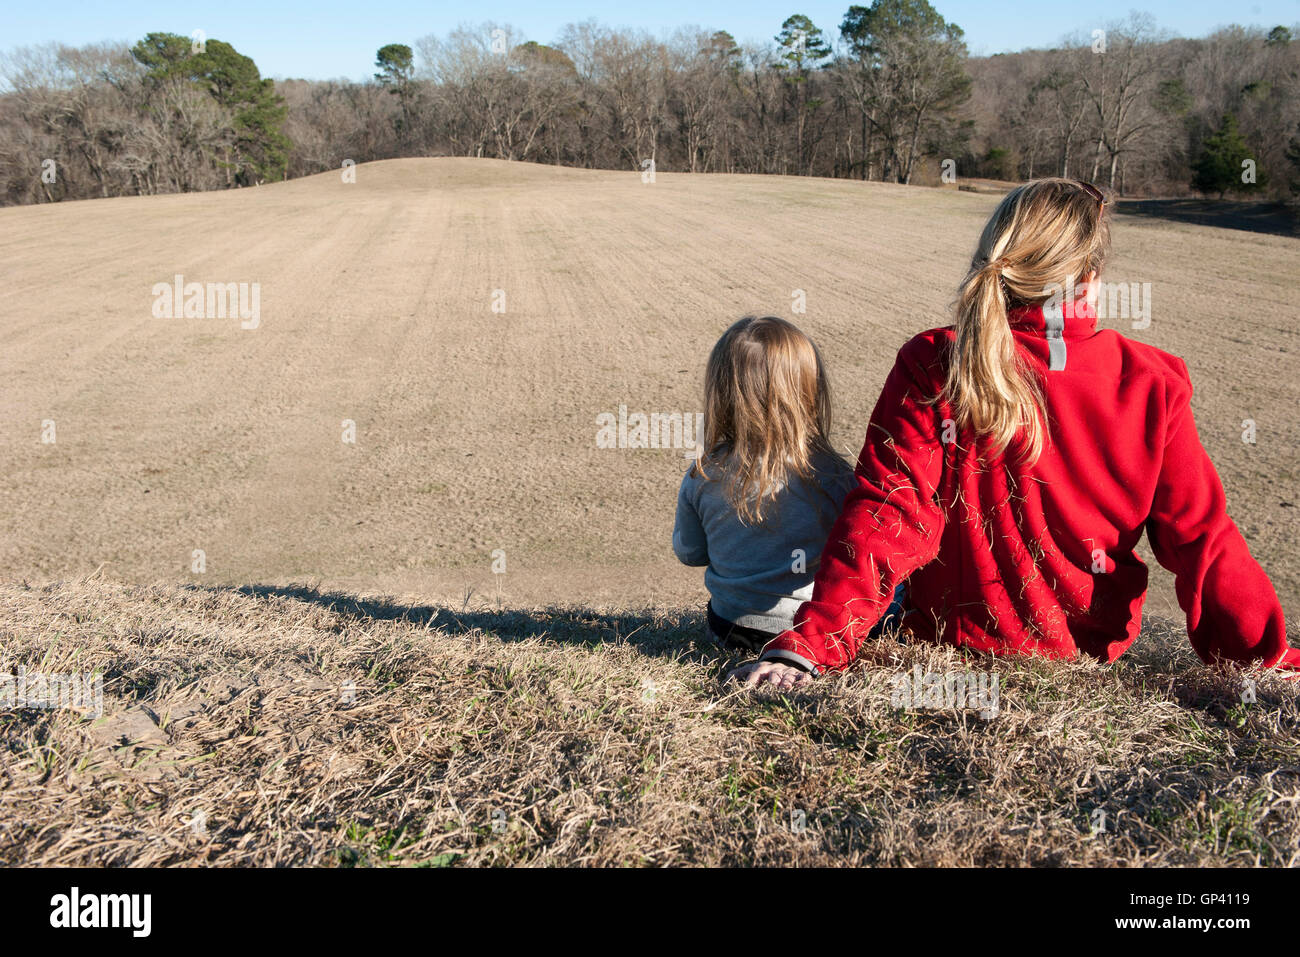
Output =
[
  {"x1": 697, "y1": 316, "x2": 835, "y2": 524},
  {"x1": 943, "y1": 178, "x2": 1111, "y2": 462}
]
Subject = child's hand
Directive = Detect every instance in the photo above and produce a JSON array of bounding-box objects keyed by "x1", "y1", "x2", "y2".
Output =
[{"x1": 726, "y1": 659, "x2": 813, "y2": 690}]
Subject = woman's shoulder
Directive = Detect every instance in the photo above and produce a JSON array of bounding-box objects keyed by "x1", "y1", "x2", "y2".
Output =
[
  {"x1": 874, "y1": 328, "x2": 953, "y2": 398},
  {"x1": 898, "y1": 326, "x2": 954, "y2": 365}
]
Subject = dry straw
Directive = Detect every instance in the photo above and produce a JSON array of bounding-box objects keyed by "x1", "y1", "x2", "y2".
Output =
[{"x1": 0, "y1": 579, "x2": 1295, "y2": 866}]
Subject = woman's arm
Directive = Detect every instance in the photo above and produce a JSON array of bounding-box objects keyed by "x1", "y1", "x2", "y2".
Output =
[
  {"x1": 1145, "y1": 361, "x2": 1297, "y2": 671},
  {"x1": 755, "y1": 339, "x2": 949, "y2": 674}
]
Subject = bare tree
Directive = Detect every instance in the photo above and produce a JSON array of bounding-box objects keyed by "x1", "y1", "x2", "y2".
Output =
[
  {"x1": 665, "y1": 29, "x2": 739, "y2": 173},
  {"x1": 1074, "y1": 16, "x2": 1168, "y2": 188},
  {"x1": 5, "y1": 15, "x2": 1298, "y2": 206}
]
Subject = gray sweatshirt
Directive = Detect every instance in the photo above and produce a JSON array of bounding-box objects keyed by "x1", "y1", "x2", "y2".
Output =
[{"x1": 672, "y1": 448, "x2": 857, "y2": 633}]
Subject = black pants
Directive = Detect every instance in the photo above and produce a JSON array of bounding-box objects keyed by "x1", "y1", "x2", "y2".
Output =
[
  {"x1": 705, "y1": 587, "x2": 908, "y2": 654},
  {"x1": 705, "y1": 602, "x2": 782, "y2": 653}
]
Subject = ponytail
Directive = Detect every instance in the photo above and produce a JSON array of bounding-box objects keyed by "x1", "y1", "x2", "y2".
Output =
[
  {"x1": 940, "y1": 178, "x2": 1110, "y2": 464},
  {"x1": 945, "y1": 262, "x2": 1046, "y2": 462}
]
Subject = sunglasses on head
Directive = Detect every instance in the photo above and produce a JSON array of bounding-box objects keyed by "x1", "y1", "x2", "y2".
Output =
[{"x1": 1076, "y1": 180, "x2": 1105, "y2": 207}]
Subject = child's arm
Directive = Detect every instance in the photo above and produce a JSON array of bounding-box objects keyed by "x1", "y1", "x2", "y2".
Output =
[
  {"x1": 1146, "y1": 361, "x2": 1298, "y2": 672},
  {"x1": 672, "y1": 468, "x2": 709, "y2": 567},
  {"x1": 754, "y1": 340, "x2": 948, "y2": 674}
]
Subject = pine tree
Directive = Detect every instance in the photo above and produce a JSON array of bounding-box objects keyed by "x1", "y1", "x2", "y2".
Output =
[
  {"x1": 1191, "y1": 114, "x2": 1264, "y2": 198},
  {"x1": 375, "y1": 44, "x2": 416, "y2": 140},
  {"x1": 132, "y1": 32, "x2": 290, "y2": 185},
  {"x1": 1286, "y1": 128, "x2": 1300, "y2": 197},
  {"x1": 774, "y1": 15, "x2": 831, "y2": 72}
]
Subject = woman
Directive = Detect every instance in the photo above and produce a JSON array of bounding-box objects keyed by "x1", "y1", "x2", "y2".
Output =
[{"x1": 730, "y1": 178, "x2": 1297, "y2": 689}]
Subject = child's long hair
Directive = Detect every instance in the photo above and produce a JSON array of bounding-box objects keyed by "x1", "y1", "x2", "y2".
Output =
[
  {"x1": 697, "y1": 316, "x2": 835, "y2": 524},
  {"x1": 943, "y1": 178, "x2": 1112, "y2": 462}
]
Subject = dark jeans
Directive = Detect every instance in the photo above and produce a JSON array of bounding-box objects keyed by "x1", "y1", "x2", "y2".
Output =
[
  {"x1": 705, "y1": 602, "x2": 781, "y2": 652},
  {"x1": 706, "y1": 585, "x2": 907, "y2": 653}
]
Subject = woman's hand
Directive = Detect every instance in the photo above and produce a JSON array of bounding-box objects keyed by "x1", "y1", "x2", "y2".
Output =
[{"x1": 725, "y1": 659, "x2": 813, "y2": 690}]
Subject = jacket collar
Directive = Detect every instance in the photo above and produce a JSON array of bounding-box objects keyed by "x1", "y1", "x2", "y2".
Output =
[
  {"x1": 1007, "y1": 294, "x2": 1098, "y2": 372},
  {"x1": 1007, "y1": 297, "x2": 1099, "y2": 341}
]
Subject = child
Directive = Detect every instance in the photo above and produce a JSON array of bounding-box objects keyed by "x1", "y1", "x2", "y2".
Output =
[
  {"x1": 673, "y1": 316, "x2": 880, "y2": 653},
  {"x1": 730, "y1": 178, "x2": 1298, "y2": 689}
]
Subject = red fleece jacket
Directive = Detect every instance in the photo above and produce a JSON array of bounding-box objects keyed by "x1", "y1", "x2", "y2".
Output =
[{"x1": 760, "y1": 301, "x2": 1297, "y2": 676}]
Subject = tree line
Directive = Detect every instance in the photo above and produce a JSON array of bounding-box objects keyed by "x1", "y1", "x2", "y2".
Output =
[{"x1": 2, "y1": 0, "x2": 1298, "y2": 207}]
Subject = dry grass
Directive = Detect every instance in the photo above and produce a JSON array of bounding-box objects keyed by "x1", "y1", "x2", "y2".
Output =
[{"x1": 1, "y1": 577, "x2": 1296, "y2": 867}]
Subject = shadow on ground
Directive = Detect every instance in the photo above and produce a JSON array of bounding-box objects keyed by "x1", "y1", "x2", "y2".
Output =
[
  {"x1": 1116, "y1": 197, "x2": 1298, "y2": 237},
  {"x1": 226, "y1": 582, "x2": 1218, "y2": 681},
  {"x1": 231, "y1": 582, "x2": 722, "y2": 664}
]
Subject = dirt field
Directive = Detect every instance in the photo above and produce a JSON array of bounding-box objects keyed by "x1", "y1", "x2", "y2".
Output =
[{"x1": 2, "y1": 157, "x2": 1297, "y2": 622}]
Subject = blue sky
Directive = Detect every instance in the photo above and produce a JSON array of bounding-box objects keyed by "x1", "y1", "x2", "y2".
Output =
[{"x1": 3, "y1": 0, "x2": 1297, "y2": 80}]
